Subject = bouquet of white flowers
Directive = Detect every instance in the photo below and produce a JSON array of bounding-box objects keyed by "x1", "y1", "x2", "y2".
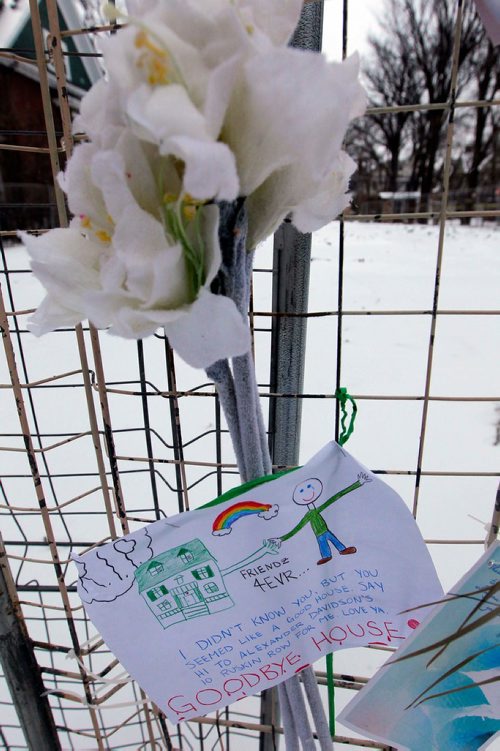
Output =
[
  {"x1": 23, "y1": 3, "x2": 366, "y2": 746},
  {"x1": 22, "y1": 0, "x2": 365, "y2": 370}
]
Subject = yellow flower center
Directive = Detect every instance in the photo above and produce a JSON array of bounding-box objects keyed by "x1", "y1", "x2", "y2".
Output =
[
  {"x1": 181, "y1": 194, "x2": 204, "y2": 222},
  {"x1": 182, "y1": 205, "x2": 197, "y2": 221},
  {"x1": 80, "y1": 216, "x2": 112, "y2": 244},
  {"x1": 183, "y1": 193, "x2": 203, "y2": 207},
  {"x1": 135, "y1": 30, "x2": 170, "y2": 86},
  {"x1": 95, "y1": 230, "x2": 112, "y2": 244}
]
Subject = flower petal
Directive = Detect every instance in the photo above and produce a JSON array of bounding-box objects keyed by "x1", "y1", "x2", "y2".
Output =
[
  {"x1": 225, "y1": 49, "x2": 366, "y2": 194},
  {"x1": 101, "y1": 17, "x2": 208, "y2": 102},
  {"x1": 126, "y1": 84, "x2": 212, "y2": 144},
  {"x1": 165, "y1": 135, "x2": 239, "y2": 201},
  {"x1": 202, "y1": 53, "x2": 242, "y2": 138},
  {"x1": 111, "y1": 202, "x2": 188, "y2": 307},
  {"x1": 292, "y1": 152, "x2": 356, "y2": 232},
  {"x1": 129, "y1": 1, "x2": 251, "y2": 71},
  {"x1": 240, "y1": 0, "x2": 303, "y2": 45},
  {"x1": 199, "y1": 203, "x2": 222, "y2": 285},
  {"x1": 21, "y1": 228, "x2": 103, "y2": 331},
  {"x1": 90, "y1": 150, "x2": 139, "y2": 222},
  {"x1": 114, "y1": 130, "x2": 160, "y2": 217},
  {"x1": 247, "y1": 151, "x2": 357, "y2": 246},
  {"x1": 166, "y1": 289, "x2": 251, "y2": 368},
  {"x1": 72, "y1": 78, "x2": 125, "y2": 147},
  {"x1": 59, "y1": 143, "x2": 111, "y2": 229},
  {"x1": 21, "y1": 227, "x2": 102, "y2": 269},
  {"x1": 99, "y1": 26, "x2": 146, "y2": 92},
  {"x1": 84, "y1": 291, "x2": 188, "y2": 338},
  {"x1": 27, "y1": 296, "x2": 82, "y2": 336}
]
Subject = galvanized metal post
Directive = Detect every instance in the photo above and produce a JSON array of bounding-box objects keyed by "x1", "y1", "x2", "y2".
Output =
[
  {"x1": 268, "y1": 0, "x2": 324, "y2": 469},
  {"x1": 0, "y1": 535, "x2": 61, "y2": 750},
  {"x1": 261, "y1": 4, "x2": 324, "y2": 747}
]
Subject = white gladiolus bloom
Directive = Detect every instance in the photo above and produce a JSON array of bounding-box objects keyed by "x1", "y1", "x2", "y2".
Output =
[
  {"x1": 224, "y1": 50, "x2": 365, "y2": 195},
  {"x1": 224, "y1": 51, "x2": 366, "y2": 245},
  {"x1": 95, "y1": 0, "x2": 306, "y2": 201},
  {"x1": 124, "y1": 0, "x2": 303, "y2": 53},
  {"x1": 72, "y1": 79, "x2": 125, "y2": 148},
  {"x1": 22, "y1": 135, "x2": 250, "y2": 368},
  {"x1": 25, "y1": 0, "x2": 366, "y2": 368},
  {"x1": 98, "y1": 6, "x2": 243, "y2": 202},
  {"x1": 108, "y1": 0, "x2": 365, "y2": 242},
  {"x1": 246, "y1": 151, "x2": 358, "y2": 249}
]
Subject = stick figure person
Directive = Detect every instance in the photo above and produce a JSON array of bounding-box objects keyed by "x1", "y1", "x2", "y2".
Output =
[{"x1": 268, "y1": 473, "x2": 371, "y2": 565}]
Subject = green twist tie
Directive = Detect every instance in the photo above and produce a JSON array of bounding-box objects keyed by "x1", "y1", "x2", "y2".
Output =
[
  {"x1": 327, "y1": 387, "x2": 358, "y2": 738},
  {"x1": 335, "y1": 387, "x2": 357, "y2": 446},
  {"x1": 326, "y1": 652, "x2": 335, "y2": 737}
]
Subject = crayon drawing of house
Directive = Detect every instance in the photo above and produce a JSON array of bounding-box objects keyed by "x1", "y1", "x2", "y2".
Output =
[{"x1": 134, "y1": 539, "x2": 233, "y2": 629}]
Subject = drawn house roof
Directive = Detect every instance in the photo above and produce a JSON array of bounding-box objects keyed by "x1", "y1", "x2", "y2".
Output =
[{"x1": 135, "y1": 540, "x2": 217, "y2": 593}]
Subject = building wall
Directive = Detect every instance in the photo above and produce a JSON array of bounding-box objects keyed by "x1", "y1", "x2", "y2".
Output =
[{"x1": 0, "y1": 66, "x2": 64, "y2": 230}]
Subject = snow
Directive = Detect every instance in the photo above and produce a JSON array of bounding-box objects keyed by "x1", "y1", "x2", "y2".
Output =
[{"x1": 1, "y1": 220, "x2": 499, "y2": 749}]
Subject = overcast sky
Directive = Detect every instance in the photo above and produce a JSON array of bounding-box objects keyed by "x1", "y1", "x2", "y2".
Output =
[{"x1": 322, "y1": 0, "x2": 383, "y2": 60}]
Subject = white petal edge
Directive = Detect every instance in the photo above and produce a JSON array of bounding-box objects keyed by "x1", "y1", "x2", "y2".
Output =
[
  {"x1": 165, "y1": 289, "x2": 250, "y2": 368},
  {"x1": 165, "y1": 134, "x2": 239, "y2": 201}
]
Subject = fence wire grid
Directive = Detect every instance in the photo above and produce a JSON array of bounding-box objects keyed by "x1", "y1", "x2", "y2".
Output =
[{"x1": 0, "y1": 0, "x2": 499, "y2": 750}]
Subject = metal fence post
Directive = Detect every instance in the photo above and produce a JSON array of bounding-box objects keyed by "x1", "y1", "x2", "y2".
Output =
[
  {"x1": 261, "y1": 4, "x2": 324, "y2": 748},
  {"x1": 0, "y1": 534, "x2": 61, "y2": 750},
  {"x1": 268, "y1": 0, "x2": 324, "y2": 469}
]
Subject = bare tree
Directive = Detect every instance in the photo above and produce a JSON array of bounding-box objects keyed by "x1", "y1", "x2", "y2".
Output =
[
  {"x1": 457, "y1": 37, "x2": 500, "y2": 218},
  {"x1": 350, "y1": 0, "x2": 497, "y2": 212},
  {"x1": 402, "y1": 0, "x2": 484, "y2": 208},
  {"x1": 361, "y1": 2, "x2": 423, "y2": 193}
]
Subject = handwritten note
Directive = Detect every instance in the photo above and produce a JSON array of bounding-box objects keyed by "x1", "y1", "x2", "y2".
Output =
[{"x1": 74, "y1": 441, "x2": 442, "y2": 722}]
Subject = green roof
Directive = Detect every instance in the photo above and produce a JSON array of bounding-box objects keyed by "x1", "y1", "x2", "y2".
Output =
[{"x1": 135, "y1": 539, "x2": 214, "y2": 592}]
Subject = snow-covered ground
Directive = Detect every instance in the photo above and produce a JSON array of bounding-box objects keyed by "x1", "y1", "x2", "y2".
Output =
[{"x1": 1, "y1": 221, "x2": 498, "y2": 749}]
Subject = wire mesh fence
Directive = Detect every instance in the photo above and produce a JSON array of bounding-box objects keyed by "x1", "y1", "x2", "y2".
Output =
[{"x1": 0, "y1": 0, "x2": 499, "y2": 749}]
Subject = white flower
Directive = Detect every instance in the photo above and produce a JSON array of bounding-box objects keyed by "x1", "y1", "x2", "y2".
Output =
[
  {"x1": 246, "y1": 151, "x2": 358, "y2": 248},
  {"x1": 225, "y1": 50, "x2": 365, "y2": 193},
  {"x1": 95, "y1": 0, "x2": 303, "y2": 202},
  {"x1": 26, "y1": 0, "x2": 366, "y2": 370},
  {"x1": 22, "y1": 134, "x2": 250, "y2": 369},
  {"x1": 125, "y1": 0, "x2": 303, "y2": 52},
  {"x1": 223, "y1": 50, "x2": 366, "y2": 244},
  {"x1": 98, "y1": 0, "x2": 365, "y2": 243},
  {"x1": 72, "y1": 78, "x2": 125, "y2": 148},
  {"x1": 98, "y1": 5, "x2": 243, "y2": 202},
  {"x1": 125, "y1": 83, "x2": 239, "y2": 201}
]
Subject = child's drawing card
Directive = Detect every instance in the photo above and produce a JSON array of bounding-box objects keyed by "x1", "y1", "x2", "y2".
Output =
[{"x1": 74, "y1": 441, "x2": 442, "y2": 722}]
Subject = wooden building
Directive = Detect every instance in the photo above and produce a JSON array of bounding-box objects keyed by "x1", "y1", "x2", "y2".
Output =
[{"x1": 0, "y1": 0, "x2": 101, "y2": 231}]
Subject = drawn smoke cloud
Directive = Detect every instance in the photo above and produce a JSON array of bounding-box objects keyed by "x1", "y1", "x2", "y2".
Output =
[
  {"x1": 212, "y1": 527, "x2": 233, "y2": 537},
  {"x1": 74, "y1": 529, "x2": 154, "y2": 604},
  {"x1": 259, "y1": 504, "x2": 279, "y2": 521}
]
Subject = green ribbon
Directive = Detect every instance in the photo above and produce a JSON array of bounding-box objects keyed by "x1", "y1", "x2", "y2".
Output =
[{"x1": 327, "y1": 387, "x2": 358, "y2": 737}]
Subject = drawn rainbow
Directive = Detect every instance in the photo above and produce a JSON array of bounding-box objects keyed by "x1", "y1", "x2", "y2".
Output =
[{"x1": 212, "y1": 501, "x2": 272, "y2": 532}]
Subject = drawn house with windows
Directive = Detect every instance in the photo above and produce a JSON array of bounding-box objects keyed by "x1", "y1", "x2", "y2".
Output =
[{"x1": 135, "y1": 539, "x2": 233, "y2": 629}]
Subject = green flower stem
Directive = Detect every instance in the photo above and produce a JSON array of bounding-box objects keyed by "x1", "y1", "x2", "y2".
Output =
[
  {"x1": 207, "y1": 199, "x2": 333, "y2": 751},
  {"x1": 162, "y1": 201, "x2": 206, "y2": 303}
]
